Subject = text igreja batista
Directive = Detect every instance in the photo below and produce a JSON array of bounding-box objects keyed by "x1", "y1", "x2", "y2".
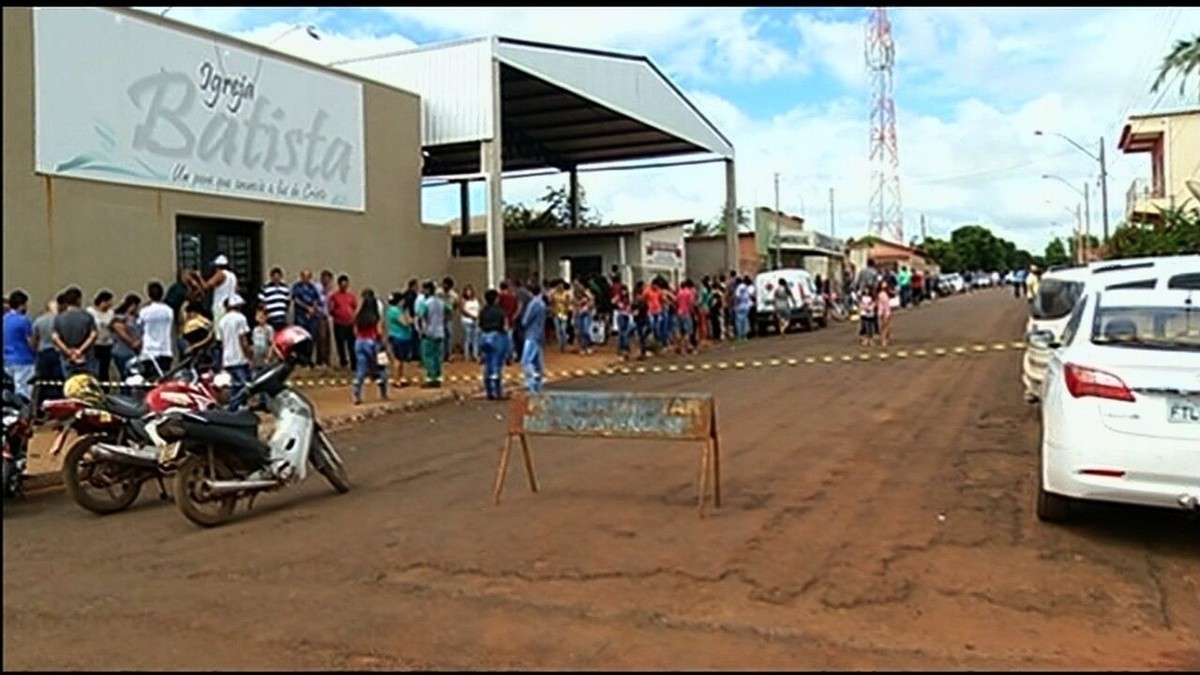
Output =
[{"x1": 126, "y1": 66, "x2": 354, "y2": 183}]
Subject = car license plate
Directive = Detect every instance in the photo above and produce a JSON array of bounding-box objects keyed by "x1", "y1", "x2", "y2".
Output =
[{"x1": 1167, "y1": 399, "x2": 1200, "y2": 424}]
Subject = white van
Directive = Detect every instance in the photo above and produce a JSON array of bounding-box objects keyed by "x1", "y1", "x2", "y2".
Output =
[
  {"x1": 755, "y1": 269, "x2": 827, "y2": 334},
  {"x1": 1021, "y1": 254, "x2": 1200, "y2": 402}
]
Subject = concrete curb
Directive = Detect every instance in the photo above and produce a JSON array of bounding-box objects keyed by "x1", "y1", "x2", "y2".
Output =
[{"x1": 23, "y1": 388, "x2": 465, "y2": 494}]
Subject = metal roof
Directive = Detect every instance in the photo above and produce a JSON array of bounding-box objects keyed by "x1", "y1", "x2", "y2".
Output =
[
  {"x1": 332, "y1": 36, "x2": 734, "y2": 177},
  {"x1": 452, "y1": 219, "x2": 691, "y2": 244}
]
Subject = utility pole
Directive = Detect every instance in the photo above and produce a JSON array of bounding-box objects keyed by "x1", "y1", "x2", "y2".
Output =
[
  {"x1": 1098, "y1": 136, "x2": 1109, "y2": 243},
  {"x1": 1082, "y1": 181, "x2": 1091, "y2": 262},
  {"x1": 1080, "y1": 200, "x2": 1089, "y2": 264},
  {"x1": 773, "y1": 172, "x2": 781, "y2": 269},
  {"x1": 829, "y1": 187, "x2": 836, "y2": 237}
]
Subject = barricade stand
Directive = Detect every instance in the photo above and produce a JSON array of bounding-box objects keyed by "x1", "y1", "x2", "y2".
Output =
[{"x1": 492, "y1": 391, "x2": 722, "y2": 518}]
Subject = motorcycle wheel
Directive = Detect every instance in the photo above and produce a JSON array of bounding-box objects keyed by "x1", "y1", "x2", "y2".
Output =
[
  {"x1": 310, "y1": 429, "x2": 350, "y2": 494},
  {"x1": 173, "y1": 452, "x2": 238, "y2": 528},
  {"x1": 62, "y1": 436, "x2": 143, "y2": 515}
]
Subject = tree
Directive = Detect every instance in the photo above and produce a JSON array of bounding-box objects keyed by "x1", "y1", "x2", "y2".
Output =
[
  {"x1": 1151, "y1": 34, "x2": 1200, "y2": 101},
  {"x1": 503, "y1": 184, "x2": 605, "y2": 230},
  {"x1": 690, "y1": 206, "x2": 751, "y2": 235},
  {"x1": 1106, "y1": 200, "x2": 1200, "y2": 259},
  {"x1": 920, "y1": 224, "x2": 1034, "y2": 272},
  {"x1": 1043, "y1": 238, "x2": 1070, "y2": 267}
]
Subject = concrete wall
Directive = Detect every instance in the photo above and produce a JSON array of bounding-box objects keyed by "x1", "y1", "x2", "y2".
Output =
[
  {"x1": 2, "y1": 7, "x2": 446, "y2": 306},
  {"x1": 447, "y1": 256, "x2": 489, "y2": 298},
  {"x1": 501, "y1": 236, "x2": 624, "y2": 284},
  {"x1": 1129, "y1": 111, "x2": 1200, "y2": 205},
  {"x1": 687, "y1": 234, "x2": 760, "y2": 280}
]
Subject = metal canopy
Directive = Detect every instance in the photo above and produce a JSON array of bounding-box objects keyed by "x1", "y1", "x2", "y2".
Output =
[{"x1": 335, "y1": 36, "x2": 734, "y2": 178}]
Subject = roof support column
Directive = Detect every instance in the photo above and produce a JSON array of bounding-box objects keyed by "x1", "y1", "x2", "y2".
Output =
[
  {"x1": 484, "y1": 50, "x2": 506, "y2": 287},
  {"x1": 569, "y1": 167, "x2": 580, "y2": 228},
  {"x1": 724, "y1": 157, "x2": 738, "y2": 274},
  {"x1": 459, "y1": 180, "x2": 471, "y2": 237}
]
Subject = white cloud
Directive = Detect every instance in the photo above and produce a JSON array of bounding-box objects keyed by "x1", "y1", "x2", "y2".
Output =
[
  {"x1": 230, "y1": 21, "x2": 418, "y2": 68},
  {"x1": 135, "y1": 6, "x2": 1200, "y2": 257},
  {"x1": 378, "y1": 7, "x2": 805, "y2": 83}
]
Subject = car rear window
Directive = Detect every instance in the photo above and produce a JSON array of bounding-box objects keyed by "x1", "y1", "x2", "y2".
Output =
[
  {"x1": 1091, "y1": 305, "x2": 1200, "y2": 352},
  {"x1": 1031, "y1": 279, "x2": 1084, "y2": 319}
]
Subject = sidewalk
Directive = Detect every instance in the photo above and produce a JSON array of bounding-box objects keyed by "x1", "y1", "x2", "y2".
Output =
[{"x1": 22, "y1": 345, "x2": 626, "y2": 489}]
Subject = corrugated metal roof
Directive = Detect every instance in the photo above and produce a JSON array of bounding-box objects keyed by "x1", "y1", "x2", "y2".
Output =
[
  {"x1": 329, "y1": 36, "x2": 734, "y2": 176},
  {"x1": 495, "y1": 38, "x2": 733, "y2": 159},
  {"x1": 338, "y1": 37, "x2": 494, "y2": 149}
]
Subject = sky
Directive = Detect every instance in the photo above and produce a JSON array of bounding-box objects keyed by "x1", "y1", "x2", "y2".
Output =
[{"x1": 135, "y1": 6, "x2": 1199, "y2": 256}]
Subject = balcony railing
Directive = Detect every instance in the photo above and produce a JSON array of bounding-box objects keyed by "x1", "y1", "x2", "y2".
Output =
[{"x1": 1126, "y1": 178, "x2": 1172, "y2": 220}]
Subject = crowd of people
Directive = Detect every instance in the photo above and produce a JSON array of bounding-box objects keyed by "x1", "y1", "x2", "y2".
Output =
[{"x1": 3, "y1": 255, "x2": 951, "y2": 412}]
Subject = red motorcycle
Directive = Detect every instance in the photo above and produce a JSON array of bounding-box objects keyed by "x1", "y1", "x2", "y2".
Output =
[
  {"x1": 43, "y1": 357, "x2": 229, "y2": 515},
  {"x1": 3, "y1": 372, "x2": 34, "y2": 500}
]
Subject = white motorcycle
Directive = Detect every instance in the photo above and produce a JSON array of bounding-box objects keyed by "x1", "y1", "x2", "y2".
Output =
[{"x1": 157, "y1": 328, "x2": 349, "y2": 527}]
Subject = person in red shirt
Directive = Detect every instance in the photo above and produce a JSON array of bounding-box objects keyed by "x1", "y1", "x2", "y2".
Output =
[
  {"x1": 327, "y1": 274, "x2": 359, "y2": 370},
  {"x1": 497, "y1": 280, "x2": 519, "y2": 363},
  {"x1": 675, "y1": 279, "x2": 697, "y2": 354},
  {"x1": 642, "y1": 280, "x2": 664, "y2": 349}
]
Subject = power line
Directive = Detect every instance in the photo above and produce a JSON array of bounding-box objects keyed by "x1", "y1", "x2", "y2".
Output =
[{"x1": 909, "y1": 149, "x2": 1077, "y2": 185}]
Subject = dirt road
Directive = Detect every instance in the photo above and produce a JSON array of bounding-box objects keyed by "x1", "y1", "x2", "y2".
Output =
[{"x1": 4, "y1": 290, "x2": 1197, "y2": 671}]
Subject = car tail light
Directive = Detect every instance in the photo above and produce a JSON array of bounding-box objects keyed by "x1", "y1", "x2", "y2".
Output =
[{"x1": 1064, "y1": 363, "x2": 1135, "y2": 402}]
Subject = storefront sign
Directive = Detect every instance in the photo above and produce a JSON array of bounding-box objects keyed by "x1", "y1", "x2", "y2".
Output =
[
  {"x1": 33, "y1": 7, "x2": 366, "y2": 211},
  {"x1": 645, "y1": 240, "x2": 682, "y2": 267}
]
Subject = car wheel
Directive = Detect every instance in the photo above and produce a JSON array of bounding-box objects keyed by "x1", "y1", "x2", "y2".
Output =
[{"x1": 1035, "y1": 419, "x2": 1074, "y2": 523}]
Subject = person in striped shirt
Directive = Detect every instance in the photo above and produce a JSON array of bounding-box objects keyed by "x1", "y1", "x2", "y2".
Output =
[{"x1": 257, "y1": 266, "x2": 292, "y2": 331}]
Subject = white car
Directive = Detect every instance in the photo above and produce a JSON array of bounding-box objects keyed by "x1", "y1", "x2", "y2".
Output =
[
  {"x1": 1022, "y1": 255, "x2": 1200, "y2": 402},
  {"x1": 1034, "y1": 286, "x2": 1200, "y2": 522},
  {"x1": 754, "y1": 269, "x2": 826, "y2": 334},
  {"x1": 940, "y1": 273, "x2": 965, "y2": 295}
]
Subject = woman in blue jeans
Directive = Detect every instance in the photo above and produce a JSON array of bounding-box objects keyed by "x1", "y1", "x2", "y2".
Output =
[
  {"x1": 477, "y1": 289, "x2": 509, "y2": 400},
  {"x1": 572, "y1": 280, "x2": 594, "y2": 355},
  {"x1": 351, "y1": 289, "x2": 388, "y2": 405}
]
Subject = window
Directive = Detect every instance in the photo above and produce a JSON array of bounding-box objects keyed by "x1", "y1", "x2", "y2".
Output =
[
  {"x1": 1090, "y1": 304, "x2": 1200, "y2": 352},
  {"x1": 1105, "y1": 279, "x2": 1155, "y2": 290},
  {"x1": 1060, "y1": 295, "x2": 1089, "y2": 347},
  {"x1": 1031, "y1": 279, "x2": 1084, "y2": 320},
  {"x1": 1168, "y1": 273, "x2": 1200, "y2": 290}
]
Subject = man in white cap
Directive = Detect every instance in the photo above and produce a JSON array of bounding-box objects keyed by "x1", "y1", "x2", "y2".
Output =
[
  {"x1": 201, "y1": 254, "x2": 239, "y2": 328},
  {"x1": 218, "y1": 294, "x2": 252, "y2": 411}
]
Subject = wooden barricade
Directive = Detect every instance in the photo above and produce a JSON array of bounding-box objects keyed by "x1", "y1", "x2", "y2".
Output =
[{"x1": 492, "y1": 391, "x2": 722, "y2": 517}]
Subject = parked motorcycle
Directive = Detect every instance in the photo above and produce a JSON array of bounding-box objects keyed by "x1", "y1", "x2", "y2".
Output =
[
  {"x1": 3, "y1": 373, "x2": 34, "y2": 500},
  {"x1": 43, "y1": 356, "x2": 229, "y2": 515},
  {"x1": 159, "y1": 326, "x2": 349, "y2": 528}
]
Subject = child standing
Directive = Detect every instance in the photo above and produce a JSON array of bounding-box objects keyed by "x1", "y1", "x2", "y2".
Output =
[
  {"x1": 249, "y1": 306, "x2": 275, "y2": 411},
  {"x1": 877, "y1": 280, "x2": 893, "y2": 347},
  {"x1": 858, "y1": 286, "x2": 878, "y2": 347}
]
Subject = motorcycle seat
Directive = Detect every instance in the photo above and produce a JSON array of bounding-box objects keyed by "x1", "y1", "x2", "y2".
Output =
[
  {"x1": 104, "y1": 394, "x2": 148, "y2": 419},
  {"x1": 193, "y1": 409, "x2": 260, "y2": 430}
]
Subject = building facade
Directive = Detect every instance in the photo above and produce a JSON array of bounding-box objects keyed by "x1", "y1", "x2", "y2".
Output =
[
  {"x1": 3, "y1": 7, "x2": 444, "y2": 308},
  {"x1": 1118, "y1": 107, "x2": 1200, "y2": 222},
  {"x1": 686, "y1": 232, "x2": 760, "y2": 279},
  {"x1": 451, "y1": 220, "x2": 690, "y2": 290}
]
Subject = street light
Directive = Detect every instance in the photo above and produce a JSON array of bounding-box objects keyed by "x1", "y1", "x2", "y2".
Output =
[
  {"x1": 1034, "y1": 130, "x2": 1110, "y2": 243},
  {"x1": 1046, "y1": 201, "x2": 1084, "y2": 264},
  {"x1": 269, "y1": 24, "x2": 321, "y2": 47},
  {"x1": 1042, "y1": 173, "x2": 1090, "y2": 259}
]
